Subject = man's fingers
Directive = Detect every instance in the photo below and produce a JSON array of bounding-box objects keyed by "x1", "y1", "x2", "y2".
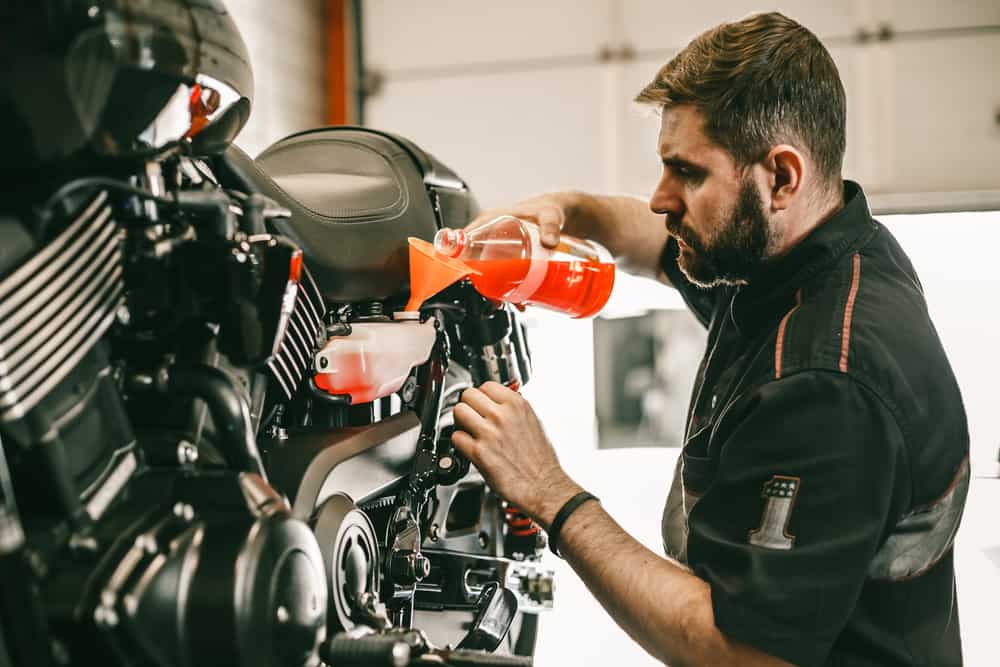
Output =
[
  {"x1": 450, "y1": 428, "x2": 480, "y2": 460},
  {"x1": 477, "y1": 381, "x2": 519, "y2": 404},
  {"x1": 536, "y1": 208, "x2": 564, "y2": 248},
  {"x1": 460, "y1": 386, "x2": 504, "y2": 419},
  {"x1": 453, "y1": 402, "x2": 491, "y2": 437}
]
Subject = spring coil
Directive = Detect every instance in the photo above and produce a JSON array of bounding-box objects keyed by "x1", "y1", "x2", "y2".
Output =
[{"x1": 503, "y1": 505, "x2": 539, "y2": 538}]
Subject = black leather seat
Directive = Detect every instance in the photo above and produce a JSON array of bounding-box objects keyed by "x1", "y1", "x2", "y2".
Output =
[{"x1": 218, "y1": 126, "x2": 479, "y2": 304}]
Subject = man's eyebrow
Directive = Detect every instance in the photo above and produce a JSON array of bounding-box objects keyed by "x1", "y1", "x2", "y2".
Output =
[{"x1": 660, "y1": 154, "x2": 708, "y2": 172}]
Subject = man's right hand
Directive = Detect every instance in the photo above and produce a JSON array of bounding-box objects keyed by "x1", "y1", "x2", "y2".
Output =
[
  {"x1": 466, "y1": 190, "x2": 671, "y2": 281},
  {"x1": 466, "y1": 191, "x2": 580, "y2": 249}
]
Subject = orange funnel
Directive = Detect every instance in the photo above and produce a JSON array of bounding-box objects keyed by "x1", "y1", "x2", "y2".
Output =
[{"x1": 404, "y1": 237, "x2": 480, "y2": 312}]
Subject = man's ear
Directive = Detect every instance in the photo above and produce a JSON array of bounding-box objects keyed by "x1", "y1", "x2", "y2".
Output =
[{"x1": 763, "y1": 145, "x2": 806, "y2": 211}]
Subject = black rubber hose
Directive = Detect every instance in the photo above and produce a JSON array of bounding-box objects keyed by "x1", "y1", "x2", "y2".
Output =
[
  {"x1": 167, "y1": 365, "x2": 266, "y2": 479},
  {"x1": 307, "y1": 377, "x2": 352, "y2": 405}
]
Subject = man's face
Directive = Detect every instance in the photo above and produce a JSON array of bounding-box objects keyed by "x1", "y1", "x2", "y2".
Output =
[{"x1": 649, "y1": 105, "x2": 771, "y2": 288}]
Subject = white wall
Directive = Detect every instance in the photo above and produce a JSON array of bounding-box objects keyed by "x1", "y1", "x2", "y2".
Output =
[
  {"x1": 882, "y1": 213, "x2": 1000, "y2": 470},
  {"x1": 363, "y1": 1, "x2": 1000, "y2": 207},
  {"x1": 226, "y1": 0, "x2": 326, "y2": 157}
]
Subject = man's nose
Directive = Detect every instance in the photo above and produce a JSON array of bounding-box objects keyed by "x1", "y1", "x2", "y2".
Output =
[{"x1": 650, "y1": 178, "x2": 684, "y2": 217}]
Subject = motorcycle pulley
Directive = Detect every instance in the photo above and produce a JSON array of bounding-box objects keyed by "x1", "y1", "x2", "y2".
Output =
[{"x1": 312, "y1": 493, "x2": 381, "y2": 631}]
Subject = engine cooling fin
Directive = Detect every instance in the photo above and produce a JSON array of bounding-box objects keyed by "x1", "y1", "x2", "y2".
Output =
[
  {"x1": 267, "y1": 265, "x2": 325, "y2": 400},
  {"x1": 0, "y1": 191, "x2": 123, "y2": 422}
]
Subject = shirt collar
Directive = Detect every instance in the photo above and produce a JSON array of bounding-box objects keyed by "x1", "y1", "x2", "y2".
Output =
[{"x1": 730, "y1": 180, "x2": 878, "y2": 335}]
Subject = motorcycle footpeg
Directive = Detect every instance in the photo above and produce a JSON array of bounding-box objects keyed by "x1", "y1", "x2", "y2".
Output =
[
  {"x1": 455, "y1": 582, "x2": 519, "y2": 653},
  {"x1": 321, "y1": 630, "x2": 416, "y2": 667}
]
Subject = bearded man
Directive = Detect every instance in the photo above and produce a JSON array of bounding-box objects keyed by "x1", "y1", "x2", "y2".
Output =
[{"x1": 451, "y1": 11, "x2": 969, "y2": 667}]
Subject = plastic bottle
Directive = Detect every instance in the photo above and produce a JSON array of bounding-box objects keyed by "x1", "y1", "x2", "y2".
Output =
[{"x1": 433, "y1": 216, "x2": 615, "y2": 318}]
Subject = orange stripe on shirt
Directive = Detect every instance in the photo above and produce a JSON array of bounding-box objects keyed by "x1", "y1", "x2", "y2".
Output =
[
  {"x1": 774, "y1": 289, "x2": 803, "y2": 379},
  {"x1": 839, "y1": 253, "x2": 862, "y2": 373}
]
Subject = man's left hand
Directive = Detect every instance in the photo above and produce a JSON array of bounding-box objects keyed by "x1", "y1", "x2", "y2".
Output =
[{"x1": 451, "y1": 381, "x2": 582, "y2": 528}]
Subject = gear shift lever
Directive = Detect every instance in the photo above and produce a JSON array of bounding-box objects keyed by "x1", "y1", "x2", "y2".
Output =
[{"x1": 456, "y1": 582, "x2": 519, "y2": 652}]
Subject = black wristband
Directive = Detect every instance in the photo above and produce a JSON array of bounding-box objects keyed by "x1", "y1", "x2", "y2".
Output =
[{"x1": 547, "y1": 491, "x2": 599, "y2": 558}]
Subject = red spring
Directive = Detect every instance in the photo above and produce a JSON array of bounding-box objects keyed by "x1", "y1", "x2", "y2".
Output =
[{"x1": 504, "y1": 505, "x2": 540, "y2": 537}]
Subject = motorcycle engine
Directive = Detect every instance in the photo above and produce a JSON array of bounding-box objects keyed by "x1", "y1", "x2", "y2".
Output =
[{"x1": 0, "y1": 174, "x2": 329, "y2": 667}]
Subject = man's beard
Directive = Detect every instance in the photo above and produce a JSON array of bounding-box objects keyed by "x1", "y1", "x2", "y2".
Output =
[{"x1": 667, "y1": 178, "x2": 770, "y2": 288}]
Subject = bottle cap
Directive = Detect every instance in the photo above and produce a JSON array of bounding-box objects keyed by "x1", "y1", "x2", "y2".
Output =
[{"x1": 433, "y1": 228, "x2": 467, "y2": 257}]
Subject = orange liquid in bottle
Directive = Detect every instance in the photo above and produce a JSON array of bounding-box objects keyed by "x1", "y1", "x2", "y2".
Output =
[{"x1": 465, "y1": 259, "x2": 615, "y2": 318}]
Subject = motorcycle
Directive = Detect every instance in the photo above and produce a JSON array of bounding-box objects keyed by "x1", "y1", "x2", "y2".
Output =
[{"x1": 0, "y1": 1, "x2": 552, "y2": 665}]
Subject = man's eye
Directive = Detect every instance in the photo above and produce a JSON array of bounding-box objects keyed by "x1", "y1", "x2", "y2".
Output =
[
  {"x1": 677, "y1": 166, "x2": 704, "y2": 184},
  {"x1": 661, "y1": 160, "x2": 704, "y2": 184}
]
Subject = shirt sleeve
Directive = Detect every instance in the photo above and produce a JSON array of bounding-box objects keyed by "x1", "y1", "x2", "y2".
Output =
[
  {"x1": 686, "y1": 371, "x2": 906, "y2": 667},
  {"x1": 658, "y1": 237, "x2": 719, "y2": 328}
]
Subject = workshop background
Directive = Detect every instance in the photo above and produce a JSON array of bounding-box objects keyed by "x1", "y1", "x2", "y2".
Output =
[{"x1": 227, "y1": 1, "x2": 1000, "y2": 664}]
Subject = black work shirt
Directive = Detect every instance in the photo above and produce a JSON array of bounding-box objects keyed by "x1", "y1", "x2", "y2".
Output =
[{"x1": 659, "y1": 181, "x2": 969, "y2": 667}]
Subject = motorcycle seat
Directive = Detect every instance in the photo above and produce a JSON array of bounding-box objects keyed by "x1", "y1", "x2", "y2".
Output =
[{"x1": 217, "y1": 127, "x2": 478, "y2": 304}]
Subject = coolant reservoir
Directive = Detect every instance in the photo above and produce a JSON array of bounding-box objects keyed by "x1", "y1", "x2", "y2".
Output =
[
  {"x1": 314, "y1": 319, "x2": 436, "y2": 404},
  {"x1": 434, "y1": 216, "x2": 615, "y2": 318}
]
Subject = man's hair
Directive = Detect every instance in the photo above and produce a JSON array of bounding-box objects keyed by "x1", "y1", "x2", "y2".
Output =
[{"x1": 636, "y1": 12, "x2": 846, "y2": 190}]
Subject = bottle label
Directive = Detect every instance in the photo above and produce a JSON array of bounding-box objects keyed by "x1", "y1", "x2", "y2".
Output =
[{"x1": 506, "y1": 223, "x2": 548, "y2": 304}]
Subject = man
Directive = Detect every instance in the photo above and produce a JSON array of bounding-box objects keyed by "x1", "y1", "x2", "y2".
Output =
[{"x1": 451, "y1": 12, "x2": 969, "y2": 667}]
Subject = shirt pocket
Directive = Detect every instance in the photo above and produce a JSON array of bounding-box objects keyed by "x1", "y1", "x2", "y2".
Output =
[{"x1": 681, "y1": 432, "x2": 715, "y2": 499}]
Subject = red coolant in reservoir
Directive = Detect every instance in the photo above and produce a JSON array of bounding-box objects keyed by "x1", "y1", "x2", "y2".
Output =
[
  {"x1": 433, "y1": 216, "x2": 615, "y2": 318},
  {"x1": 314, "y1": 319, "x2": 437, "y2": 404}
]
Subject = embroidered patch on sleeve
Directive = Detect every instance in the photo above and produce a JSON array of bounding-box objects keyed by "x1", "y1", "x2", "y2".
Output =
[{"x1": 748, "y1": 475, "x2": 800, "y2": 550}]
